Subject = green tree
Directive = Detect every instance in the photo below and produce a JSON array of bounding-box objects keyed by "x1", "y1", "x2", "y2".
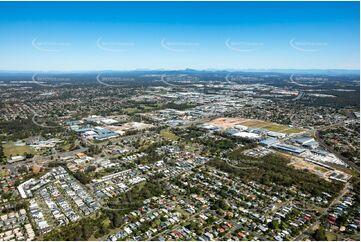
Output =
[{"x1": 313, "y1": 226, "x2": 327, "y2": 241}]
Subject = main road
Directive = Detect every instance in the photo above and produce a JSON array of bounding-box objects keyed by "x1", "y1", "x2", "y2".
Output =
[{"x1": 294, "y1": 182, "x2": 350, "y2": 240}]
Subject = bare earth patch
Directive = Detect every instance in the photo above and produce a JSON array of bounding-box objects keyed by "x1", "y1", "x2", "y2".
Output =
[{"x1": 207, "y1": 117, "x2": 304, "y2": 134}]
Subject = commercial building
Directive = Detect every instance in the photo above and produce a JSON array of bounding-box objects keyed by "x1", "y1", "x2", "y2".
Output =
[{"x1": 271, "y1": 143, "x2": 305, "y2": 155}]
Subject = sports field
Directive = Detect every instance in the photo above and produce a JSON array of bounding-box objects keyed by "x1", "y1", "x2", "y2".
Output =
[
  {"x1": 160, "y1": 129, "x2": 179, "y2": 141},
  {"x1": 3, "y1": 143, "x2": 35, "y2": 158},
  {"x1": 207, "y1": 118, "x2": 304, "y2": 134}
]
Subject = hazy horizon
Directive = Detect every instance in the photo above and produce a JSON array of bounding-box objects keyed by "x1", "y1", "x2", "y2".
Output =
[
  {"x1": 0, "y1": 1, "x2": 359, "y2": 71},
  {"x1": 0, "y1": 68, "x2": 359, "y2": 74}
]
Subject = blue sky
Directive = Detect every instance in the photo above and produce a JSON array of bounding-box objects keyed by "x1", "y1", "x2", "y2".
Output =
[{"x1": 0, "y1": 1, "x2": 359, "y2": 71}]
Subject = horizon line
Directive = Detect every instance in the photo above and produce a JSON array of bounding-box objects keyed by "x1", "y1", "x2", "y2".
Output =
[{"x1": 0, "y1": 68, "x2": 359, "y2": 72}]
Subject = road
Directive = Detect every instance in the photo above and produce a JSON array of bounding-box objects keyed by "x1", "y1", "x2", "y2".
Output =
[
  {"x1": 294, "y1": 183, "x2": 350, "y2": 240},
  {"x1": 224, "y1": 158, "x2": 260, "y2": 170},
  {"x1": 148, "y1": 209, "x2": 204, "y2": 240},
  {"x1": 313, "y1": 127, "x2": 359, "y2": 171},
  {"x1": 0, "y1": 147, "x2": 88, "y2": 173},
  {"x1": 292, "y1": 90, "x2": 305, "y2": 101}
]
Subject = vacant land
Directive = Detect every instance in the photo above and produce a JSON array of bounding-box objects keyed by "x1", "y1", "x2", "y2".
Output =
[
  {"x1": 325, "y1": 232, "x2": 338, "y2": 241},
  {"x1": 0, "y1": 169, "x2": 9, "y2": 177},
  {"x1": 208, "y1": 117, "x2": 304, "y2": 134},
  {"x1": 3, "y1": 143, "x2": 34, "y2": 158},
  {"x1": 160, "y1": 129, "x2": 179, "y2": 141},
  {"x1": 282, "y1": 152, "x2": 336, "y2": 181}
]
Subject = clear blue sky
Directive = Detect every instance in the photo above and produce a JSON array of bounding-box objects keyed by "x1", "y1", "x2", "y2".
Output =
[{"x1": 0, "y1": 1, "x2": 359, "y2": 71}]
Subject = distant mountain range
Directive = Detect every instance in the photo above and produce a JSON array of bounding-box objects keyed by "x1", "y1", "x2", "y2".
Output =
[{"x1": 0, "y1": 69, "x2": 359, "y2": 75}]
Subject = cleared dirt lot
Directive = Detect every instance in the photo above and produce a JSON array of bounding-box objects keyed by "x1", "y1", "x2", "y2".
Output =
[
  {"x1": 207, "y1": 117, "x2": 304, "y2": 134},
  {"x1": 279, "y1": 152, "x2": 334, "y2": 181},
  {"x1": 289, "y1": 159, "x2": 334, "y2": 181}
]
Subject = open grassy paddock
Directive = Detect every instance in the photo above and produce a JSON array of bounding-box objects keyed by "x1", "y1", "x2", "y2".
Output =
[
  {"x1": 208, "y1": 117, "x2": 304, "y2": 134},
  {"x1": 160, "y1": 129, "x2": 179, "y2": 141},
  {"x1": 2, "y1": 143, "x2": 35, "y2": 158}
]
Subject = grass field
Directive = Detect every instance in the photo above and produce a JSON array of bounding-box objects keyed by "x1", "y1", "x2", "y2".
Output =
[
  {"x1": 282, "y1": 127, "x2": 305, "y2": 134},
  {"x1": 3, "y1": 143, "x2": 35, "y2": 158},
  {"x1": 124, "y1": 107, "x2": 140, "y2": 114},
  {"x1": 208, "y1": 118, "x2": 304, "y2": 134},
  {"x1": 124, "y1": 105, "x2": 159, "y2": 114},
  {"x1": 160, "y1": 129, "x2": 179, "y2": 141},
  {"x1": 325, "y1": 232, "x2": 337, "y2": 241},
  {"x1": 0, "y1": 169, "x2": 9, "y2": 177}
]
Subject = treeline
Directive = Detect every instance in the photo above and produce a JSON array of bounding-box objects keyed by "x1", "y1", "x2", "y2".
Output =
[
  {"x1": 86, "y1": 144, "x2": 102, "y2": 156},
  {"x1": 73, "y1": 171, "x2": 92, "y2": 184},
  {"x1": 107, "y1": 179, "x2": 165, "y2": 211},
  {"x1": 228, "y1": 144, "x2": 258, "y2": 160},
  {"x1": 0, "y1": 118, "x2": 63, "y2": 140},
  {"x1": 0, "y1": 141, "x2": 5, "y2": 163},
  {"x1": 0, "y1": 201, "x2": 27, "y2": 214},
  {"x1": 172, "y1": 127, "x2": 204, "y2": 141},
  {"x1": 48, "y1": 162, "x2": 93, "y2": 185},
  {"x1": 172, "y1": 127, "x2": 238, "y2": 154},
  {"x1": 297, "y1": 89, "x2": 360, "y2": 108},
  {"x1": 202, "y1": 138, "x2": 235, "y2": 154},
  {"x1": 208, "y1": 155, "x2": 343, "y2": 197},
  {"x1": 162, "y1": 102, "x2": 196, "y2": 110},
  {"x1": 43, "y1": 212, "x2": 109, "y2": 241}
]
